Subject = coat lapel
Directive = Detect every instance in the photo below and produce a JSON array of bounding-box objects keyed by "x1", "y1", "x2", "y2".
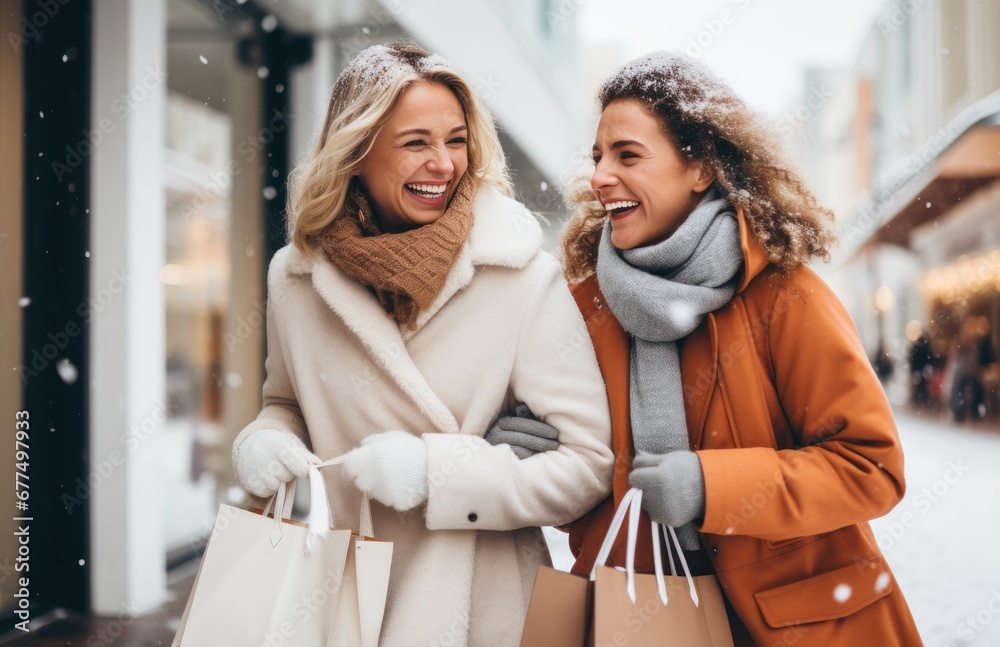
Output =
[{"x1": 283, "y1": 186, "x2": 543, "y2": 435}]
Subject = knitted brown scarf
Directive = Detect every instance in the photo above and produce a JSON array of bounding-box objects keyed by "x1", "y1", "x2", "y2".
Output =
[{"x1": 319, "y1": 174, "x2": 477, "y2": 330}]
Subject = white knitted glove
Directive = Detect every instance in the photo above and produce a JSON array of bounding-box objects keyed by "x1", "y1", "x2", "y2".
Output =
[
  {"x1": 343, "y1": 430, "x2": 428, "y2": 512},
  {"x1": 234, "y1": 428, "x2": 320, "y2": 498}
]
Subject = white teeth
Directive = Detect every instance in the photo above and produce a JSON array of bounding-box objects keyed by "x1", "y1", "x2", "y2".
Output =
[
  {"x1": 406, "y1": 183, "x2": 447, "y2": 195},
  {"x1": 604, "y1": 200, "x2": 640, "y2": 212}
]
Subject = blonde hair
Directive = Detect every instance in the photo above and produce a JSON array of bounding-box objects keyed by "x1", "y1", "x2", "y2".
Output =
[
  {"x1": 562, "y1": 52, "x2": 836, "y2": 282},
  {"x1": 287, "y1": 43, "x2": 513, "y2": 254}
]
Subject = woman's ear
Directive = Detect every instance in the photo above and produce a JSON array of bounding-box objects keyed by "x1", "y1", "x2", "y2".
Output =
[{"x1": 691, "y1": 160, "x2": 715, "y2": 193}]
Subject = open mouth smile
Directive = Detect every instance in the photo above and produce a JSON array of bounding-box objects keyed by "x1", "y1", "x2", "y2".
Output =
[
  {"x1": 405, "y1": 183, "x2": 448, "y2": 205},
  {"x1": 604, "y1": 200, "x2": 640, "y2": 220}
]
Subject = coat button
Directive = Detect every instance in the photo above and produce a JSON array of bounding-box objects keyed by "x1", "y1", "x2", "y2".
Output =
[{"x1": 468, "y1": 513, "x2": 478, "y2": 522}]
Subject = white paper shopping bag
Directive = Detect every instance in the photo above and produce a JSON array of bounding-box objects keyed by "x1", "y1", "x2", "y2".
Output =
[
  {"x1": 321, "y1": 458, "x2": 394, "y2": 647},
  {"x1": 173, "y1": 462, "x2": 351, "y2": 646}
]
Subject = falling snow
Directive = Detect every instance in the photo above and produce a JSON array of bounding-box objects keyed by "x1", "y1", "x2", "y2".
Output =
[
  {"x1": 260, "y1": 14, "x2": 278, "y2": 32},
  {"x1": 56, "y1": 358, "x2": 79, "y2": 384},
  {"x1": 833, "y1": 583, "x2": 852, "y2": 603}
]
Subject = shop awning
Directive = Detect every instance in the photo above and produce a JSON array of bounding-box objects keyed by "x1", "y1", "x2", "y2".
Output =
[{"x1": 834, "y1": 90, "x2": 1000, "y2": 265}]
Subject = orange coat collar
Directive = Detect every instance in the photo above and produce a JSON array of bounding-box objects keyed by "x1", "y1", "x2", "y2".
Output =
[{"x1": 735, "y1": 205, "x2": 770, "y2": 293}]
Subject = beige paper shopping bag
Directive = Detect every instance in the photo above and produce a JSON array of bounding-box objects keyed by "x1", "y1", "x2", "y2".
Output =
[
  {"x1": 172, "y1": 469, "x2": 352, "y2": 647},
  {"x1": 589, "y1": 488, "x2": 734, "y2": 647},
  {"x1": 518, "y1": 565, "x2": 593, "y2": 647},
  {"x1": 326, "y1": 494, "x2": 393, "y2": 647}
]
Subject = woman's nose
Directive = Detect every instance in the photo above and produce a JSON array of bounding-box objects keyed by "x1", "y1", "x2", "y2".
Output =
[
  {"x1": 591, "y1": 160, "x2": 617, "y2": 196},
  {"x1": 426, "y1": 144, "x2": 455, "y2": 175}
]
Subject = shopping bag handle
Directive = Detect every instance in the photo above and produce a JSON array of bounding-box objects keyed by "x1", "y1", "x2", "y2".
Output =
[
  {"x1": 653, "y1": 523, "x2": 699, "y2": 607},
  {"x1": 590, "y1": 487, "x2": 641, "y2": 579},
  {"x1": 260, "y1": 453, "x2": 375, "y2": 554},
  {"x1": 590, "y1": 487, "x2": 699, "y2": 606},
  {"x1": 262, "y1": 478, "x2": 296, "y2": 521},
  {"x1": 263, "y1": 465, "x2": 331, "y2": 554},
  {"x1": 314, "y1": 454, "x2": 376, "y2": 539}
]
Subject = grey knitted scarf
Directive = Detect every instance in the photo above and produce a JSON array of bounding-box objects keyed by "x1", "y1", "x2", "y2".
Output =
[{"x1": 596, "y1": 186, "x2": 744, "y2": 550}]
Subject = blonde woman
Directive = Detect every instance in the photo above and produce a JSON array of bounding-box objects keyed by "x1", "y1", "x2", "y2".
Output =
[{"x1": 231, "y1": 43, "x2": 614, "y2": 646}]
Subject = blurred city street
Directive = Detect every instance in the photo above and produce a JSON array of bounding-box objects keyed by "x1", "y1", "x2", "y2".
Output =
[{"x1": 870, "y1": 409, "x2": 1000, "y2": 647}]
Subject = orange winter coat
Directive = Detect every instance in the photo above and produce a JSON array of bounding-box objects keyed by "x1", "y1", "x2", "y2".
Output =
[{"x1": 567, "y1": 208, "x2": 923, "y2": 646}]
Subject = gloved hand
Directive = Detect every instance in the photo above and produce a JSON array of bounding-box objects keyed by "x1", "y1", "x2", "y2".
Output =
[
  {"x1": 628, "y1": 450, "x2": 706, "y2": 528},
  {"x1": 343, "y1": 430, "x2": 428, "y2": 511},
  {"x1": 234, "y1": 428, "x2": 320, "y2": 498},
  {"x1": 484, "y1": 404, "x2": 560, "y2": 459}
]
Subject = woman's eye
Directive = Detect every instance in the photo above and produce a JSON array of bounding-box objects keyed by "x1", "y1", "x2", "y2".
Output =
[
  {"x1": 591, "y1": 155, "x2": 602, "y2": 165},
  {"x1": 404, "y1": 140, "x2": 427, "y2": 148},
  {"x1": 620, "y1": 151, "x2": 638, "y2": 160},
  {"x1": 447, "y1": 137, "x2": 468, "y2": 146}
]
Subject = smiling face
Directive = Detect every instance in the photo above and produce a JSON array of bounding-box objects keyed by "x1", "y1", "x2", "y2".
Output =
[
  {"x1": 590, "y1": 98, "x2": 715, "y2": 250},
  {"x1": 354, "y1": 81, "x2": 470, "y2": 233}
]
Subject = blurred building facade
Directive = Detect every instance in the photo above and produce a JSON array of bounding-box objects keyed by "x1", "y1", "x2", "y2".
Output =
[
  {"x1": 797, "y1": 0, "x2": 1000, "y2": 419},
  {"x1": 1, "y1": 0, "x2": 582, "y2": 625}
]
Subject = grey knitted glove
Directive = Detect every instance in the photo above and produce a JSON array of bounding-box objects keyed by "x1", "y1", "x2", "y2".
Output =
[
  {"x1": 628, "y1": 450, "x2": 706, "y2": 528},
  {"x1": 484, "y1": 404, "x2": 560, "y2": 459}
]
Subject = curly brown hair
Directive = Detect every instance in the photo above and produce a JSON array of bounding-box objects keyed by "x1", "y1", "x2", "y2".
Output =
[{"x1": 561, "y1": 52, "x2": 836, "y2": 282}]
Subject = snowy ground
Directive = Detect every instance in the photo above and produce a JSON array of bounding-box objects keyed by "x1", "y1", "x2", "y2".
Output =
[
  {"x1": 545, "y1": 406, "x2": 1000, "y2": 646},
  {"x1": 873, "y1": 408, "x2": 1000, "y2": 646}
]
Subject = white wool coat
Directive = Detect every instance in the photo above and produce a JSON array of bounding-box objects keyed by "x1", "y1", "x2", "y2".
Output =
[{"x1": 233, "y1": 186, "x2": 614, "y2": 646}]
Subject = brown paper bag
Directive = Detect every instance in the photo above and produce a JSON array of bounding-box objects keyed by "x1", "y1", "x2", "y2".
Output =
[
  {"x1": 588, "y1": 488, "x2": 734, "y2": 647},
  {"x1": 519, "y1": 565, "x2": 593, "y2": 647}
]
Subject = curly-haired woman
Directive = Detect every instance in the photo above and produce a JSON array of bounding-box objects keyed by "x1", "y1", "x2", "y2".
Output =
[
  {"x1": 564, "y1": 52, "x2": 922, "y2": 645},
  {"x1": 230, "y1": 43, "x2": 614, "y2": 646}
]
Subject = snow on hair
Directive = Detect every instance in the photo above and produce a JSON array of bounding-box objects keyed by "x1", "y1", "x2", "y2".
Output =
[
  {"x1": 287, "y1": 43, "x2": 512, "y2": 255},
  {"x1": 561, "y1": 51, "x2": 836, "y2": 282}
]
